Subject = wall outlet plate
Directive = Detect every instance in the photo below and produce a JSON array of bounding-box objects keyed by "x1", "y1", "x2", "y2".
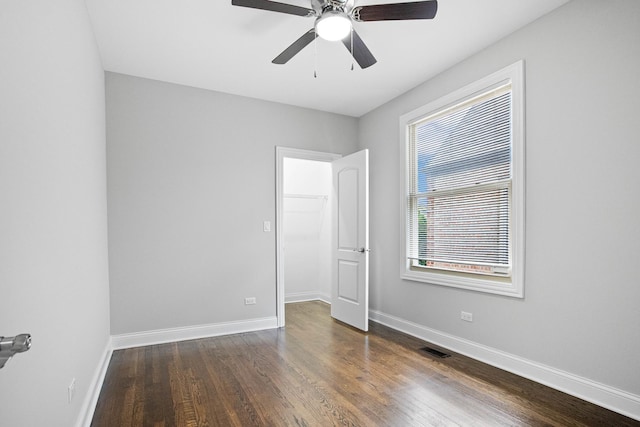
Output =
[
  {"x1": 245, "y1": 297, "x2": 256, "y2": 305},
  {"x1": 461, "y1": 311, "x2": 473, "y2": 322}
]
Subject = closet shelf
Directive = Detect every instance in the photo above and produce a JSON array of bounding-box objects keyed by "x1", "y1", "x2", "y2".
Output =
[{"x1": 283, "y1": 193, "x2": 328, "y2": 200}]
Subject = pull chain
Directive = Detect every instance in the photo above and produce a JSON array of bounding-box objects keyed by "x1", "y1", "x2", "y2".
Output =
[
  {"x1": 350, "y1": 27, "x2": 354, "y2": 71},
  {"x1": 314, "y1": 31, "x2": 318, "y2": 78}
]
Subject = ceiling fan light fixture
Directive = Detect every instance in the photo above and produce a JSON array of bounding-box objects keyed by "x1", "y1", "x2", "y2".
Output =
[{"x1": 315, "y1": 10, "x2": 351, "y2": 41}]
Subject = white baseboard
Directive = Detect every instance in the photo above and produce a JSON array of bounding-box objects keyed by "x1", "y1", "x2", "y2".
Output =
[
  {"x1": 369, "y1": 309, "x2": 640, "y2": 422},
  {"x1": 285, "y1": 291, "x2": 330, "y2": 304},
  {"x1": 77, "y1": 338, "x2": 113, "y2": 427},
  {"x1": 111, "y1": 316, "x2": 278, "y2": 350}
]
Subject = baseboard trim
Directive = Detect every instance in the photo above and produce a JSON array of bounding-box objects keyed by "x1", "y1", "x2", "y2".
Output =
[
  {"x1": 77, "y1": 338, "x2": 113, "y2": 427},
  {"x1": 369, "y1": 309, "x2": 640, "y2": 421},
  {"x1": 285, "y1": 292, "x2": 330, "y2": 304},
  {"x1": 111, "y1": 316, "x2": 279, "y2": 350}
]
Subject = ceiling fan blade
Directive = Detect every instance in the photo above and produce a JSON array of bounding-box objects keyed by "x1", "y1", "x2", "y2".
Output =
[
  {"x1": 342, "y1": 30, "x2": 377, "y2": 69},
  {"x1": 352, "y1": 1, "x2": 438, "y2": 22},
  {"x1": 272, "y1": 29, "x2": 316, "y2": 64},
  {"x1": 231, "y1": 0, "x2": 315, "y2": 17}
]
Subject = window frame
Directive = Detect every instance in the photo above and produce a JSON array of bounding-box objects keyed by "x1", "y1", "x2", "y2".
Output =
[{"x1": 399, "y1": 60, "x2": 525, "y2": 298}]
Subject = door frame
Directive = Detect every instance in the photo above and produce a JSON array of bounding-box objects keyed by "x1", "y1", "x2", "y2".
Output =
[{"x1": 275, "y1": 146, "x2": 341, "y2": 328}]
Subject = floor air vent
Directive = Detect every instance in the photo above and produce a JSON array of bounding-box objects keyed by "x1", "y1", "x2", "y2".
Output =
[{"x1": 421, "y1": 346, "x2": 451, "y2": 358}]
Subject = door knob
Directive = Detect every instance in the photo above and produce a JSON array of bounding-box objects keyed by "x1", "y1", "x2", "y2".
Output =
[{"x1": 0, "y1": 334, "x2": 32, "y2": 369}]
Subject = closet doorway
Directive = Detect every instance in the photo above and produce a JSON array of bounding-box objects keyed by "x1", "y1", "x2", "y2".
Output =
[{"x1": 275, "y1": 147, "x2": 341, "y2": 327}]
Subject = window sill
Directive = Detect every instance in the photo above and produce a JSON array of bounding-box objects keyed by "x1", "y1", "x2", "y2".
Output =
[{"x1": 401, "y1": 268, "x2": 523, "y2": 298}]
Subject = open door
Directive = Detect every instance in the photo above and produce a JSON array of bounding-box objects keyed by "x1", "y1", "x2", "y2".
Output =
[{"x1": 331, "y1": 149, "x2": 369, "y2": 331}]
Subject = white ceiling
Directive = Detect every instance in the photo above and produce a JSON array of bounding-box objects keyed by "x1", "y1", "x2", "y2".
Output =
[{"x1": 86, "y1": 0, "x2": 569, "y2": 117}]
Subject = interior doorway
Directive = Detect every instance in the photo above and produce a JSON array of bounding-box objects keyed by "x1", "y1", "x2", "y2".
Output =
[
  {"x1": 282, "y1": 158, "x2": 331, "y2": 303},
  {"x1": 276, "y1": 147, "x2": 341, "y2": 327}
]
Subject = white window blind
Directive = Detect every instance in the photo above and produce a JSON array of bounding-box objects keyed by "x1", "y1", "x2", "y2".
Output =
[{"x1": 407, "y1": 84, "x2": 513, "y2": 276}]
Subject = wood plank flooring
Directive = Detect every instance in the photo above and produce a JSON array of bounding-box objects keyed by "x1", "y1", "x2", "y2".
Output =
[{"x1": 92, "y1": 301, "x2": 639, "y2": 426}]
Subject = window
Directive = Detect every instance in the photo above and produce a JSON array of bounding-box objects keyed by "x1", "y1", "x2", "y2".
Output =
[{"x1": 400, "y1": 61, "x2": 525, "y2": 297}]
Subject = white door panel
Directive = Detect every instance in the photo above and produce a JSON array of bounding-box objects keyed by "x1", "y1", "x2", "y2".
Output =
[
  {"x1": 331, "y1": 149, "x2": 369, "y2": 331},
  {"x1": 337, "y1": 260, "x2": 359, "y2": 302}
]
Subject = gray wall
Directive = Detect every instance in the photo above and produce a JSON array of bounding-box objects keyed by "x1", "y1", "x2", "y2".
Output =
[
  {"x1": 106, "y1": 73, "x2": 358, "y2": 334},
  {"x1": 0, "y1": 0, "x2": 111, "y2": 426},
  {"x1": 359, "y1": 0, "x2": 640, "y2": 396}
]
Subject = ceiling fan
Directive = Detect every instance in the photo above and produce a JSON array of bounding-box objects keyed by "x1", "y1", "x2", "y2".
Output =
[{"x1": 231, "y1": 0, "x2": 438, "y2": 69}]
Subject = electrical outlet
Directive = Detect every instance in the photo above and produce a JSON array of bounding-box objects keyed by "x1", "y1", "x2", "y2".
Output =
[
  {"x1": 461, "y1": 311, "x2": 473, "y2": 322},
  {"x1": 245, "y1": 297, "x2": 256, "y2": 305},
  {"x1": 263, "y1": 221, "x2": 271, "y2": 232},
  {"x1": 68, "y1": 378, "x2": 76, "y2": 403}
]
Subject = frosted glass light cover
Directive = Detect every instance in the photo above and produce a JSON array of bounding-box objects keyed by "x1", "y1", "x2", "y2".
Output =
[{"x1": 315, "y1": 11, "x2": 351, "y2": 41}]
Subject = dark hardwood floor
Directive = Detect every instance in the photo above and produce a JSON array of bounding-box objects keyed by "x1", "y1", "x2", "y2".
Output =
[{"x1": 92, "y1": 301, "x2": 639, "y2": 426}]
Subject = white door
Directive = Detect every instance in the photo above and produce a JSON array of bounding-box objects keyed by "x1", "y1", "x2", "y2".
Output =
[{"x1": 331, "y1": 149, "x2": 369, "y2": 331}]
